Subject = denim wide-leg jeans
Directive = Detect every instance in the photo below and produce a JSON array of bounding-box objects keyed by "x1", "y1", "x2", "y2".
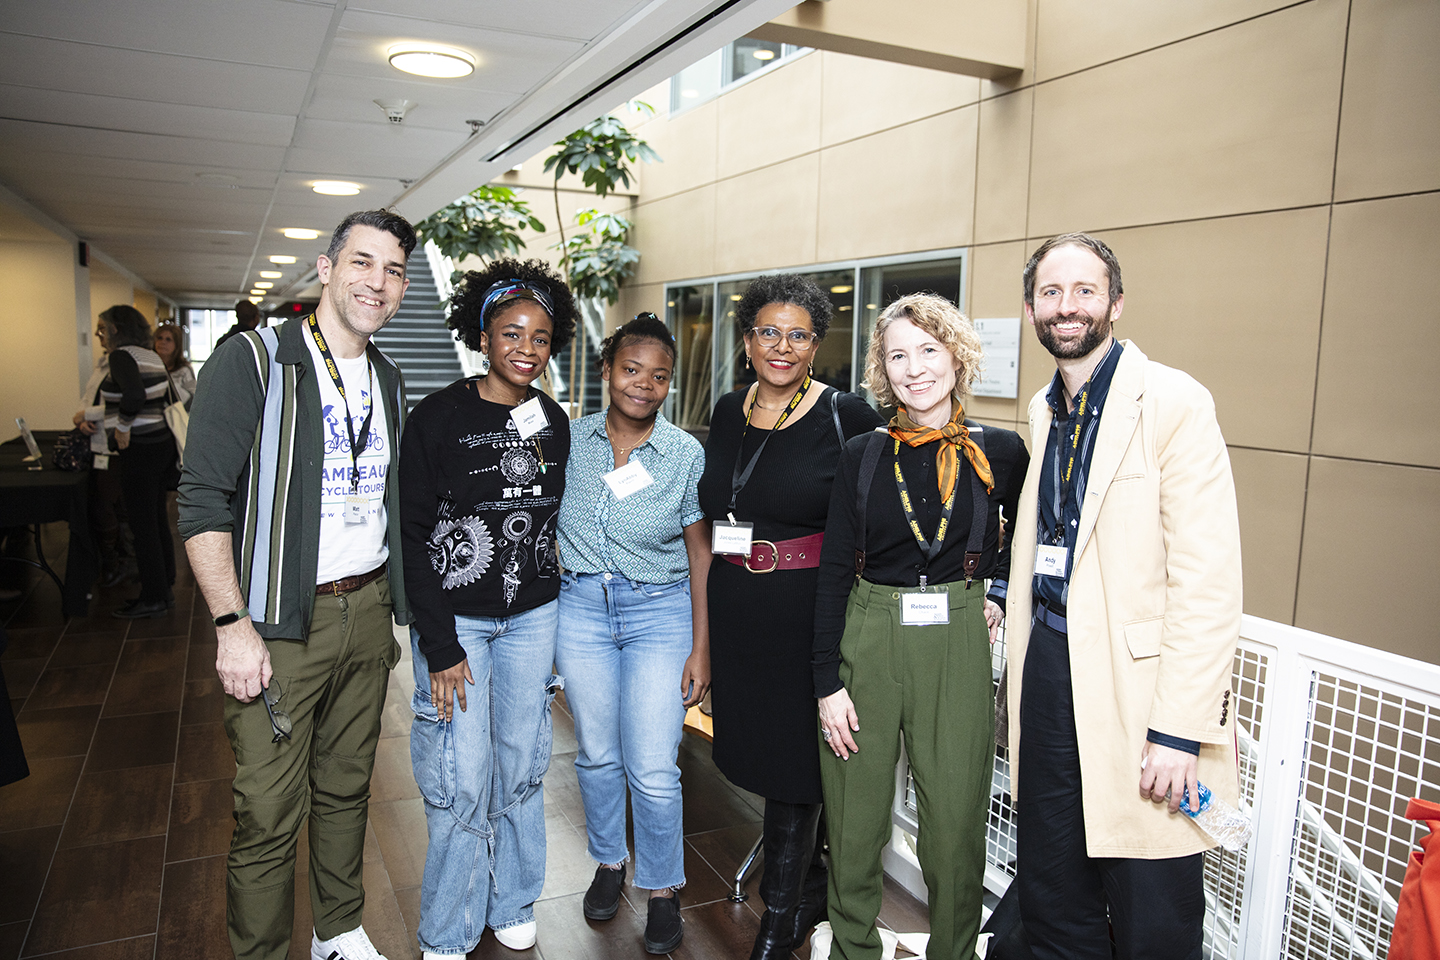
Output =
[
  {"x1": 409, "y1": 600, "x2": 561, "y2": 956},
  {"x1": 555, "y1": 571, "x2": 692, "y2": 891}
]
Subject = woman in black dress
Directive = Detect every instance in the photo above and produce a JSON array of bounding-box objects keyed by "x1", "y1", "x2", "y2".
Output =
[{"x1": 698, "y1": 274, "x2": 884, "y2": 960}]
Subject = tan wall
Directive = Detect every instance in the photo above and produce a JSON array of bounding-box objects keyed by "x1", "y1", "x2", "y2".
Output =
[
  {"x1": 0, "y1": 237, "x2": 86, "y2": 431},
  {"x1": 552, "y1": 0, "x2": 1439, "y2": 661}
]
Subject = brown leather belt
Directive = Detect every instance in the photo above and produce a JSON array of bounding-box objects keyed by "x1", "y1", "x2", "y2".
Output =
[
  {"x1": 316, "y1": 563, "x2": 386, "y2": 597},
  {"x1": 721, "y1": 532, "x2": 825, "y2": 574}
]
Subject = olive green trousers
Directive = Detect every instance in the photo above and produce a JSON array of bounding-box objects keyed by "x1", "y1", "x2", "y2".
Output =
[{"x1": 818, "y1": 578, "x2": 994, "y2": 960}]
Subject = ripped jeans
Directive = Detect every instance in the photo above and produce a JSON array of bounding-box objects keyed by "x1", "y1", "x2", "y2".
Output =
[{"x1": 410, "y1": 600, "x2": 561, "y2": 956}]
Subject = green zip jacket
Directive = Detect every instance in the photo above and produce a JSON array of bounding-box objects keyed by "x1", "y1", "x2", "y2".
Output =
[{"x1": 177, "y1": 316, "x2": 413, "y2": 639}]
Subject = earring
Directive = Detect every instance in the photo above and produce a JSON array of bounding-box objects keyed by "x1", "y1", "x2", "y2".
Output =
[{"x1": 745, "y1": 355, "x2": 750, "y2": 370}]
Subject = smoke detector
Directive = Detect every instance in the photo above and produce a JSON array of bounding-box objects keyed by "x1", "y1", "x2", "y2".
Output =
[{"x1": 374, "y1": 99, "x2": 418, "y2": 124}]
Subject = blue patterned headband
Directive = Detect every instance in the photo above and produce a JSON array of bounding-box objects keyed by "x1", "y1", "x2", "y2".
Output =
[{"x1": 479, "y1": 279, "x2": 555, "y2": 327}]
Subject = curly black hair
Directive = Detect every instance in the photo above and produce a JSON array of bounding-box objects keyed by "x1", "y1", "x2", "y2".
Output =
[
  {"x1": 734, "y1": 274, "x2": 833, "y2": 341},
  {"x1": 447, "y1": 258, "x2": 579, "y2": 355},
  {"x1": 596, "y1": 313, "x2": 675, "y2": 375}
]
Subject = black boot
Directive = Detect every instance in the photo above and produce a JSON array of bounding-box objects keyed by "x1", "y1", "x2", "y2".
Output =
[
  {"x1": 748, "y1": 799, "x2": 823, "y2": 960},
  {"x1": 787, "y1": 807, "x2": 829, "y2": 948}
]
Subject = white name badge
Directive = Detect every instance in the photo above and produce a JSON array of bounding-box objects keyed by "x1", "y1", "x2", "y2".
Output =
[
  {"x1": 712, "y1": 520, "x2": 754, "y2": 556},
  {"x1": 92, "y1": 453, "x2": 110, "y2": 471},
  {"x1": 603, "y1": 458, "x2": 654, "y2": 500},
  {"x1": 1036, "y1": 543, "x2": 1069, "y2": 578},
  {"x1": 511, "y1": 396, "x2": 549, "y2": 440},
  {"x1": 344, "y1": 494, "x2": 367, "y2": 524},
  {"x1": 900, "y1": 587, "x2": 950, "y2": 625}
]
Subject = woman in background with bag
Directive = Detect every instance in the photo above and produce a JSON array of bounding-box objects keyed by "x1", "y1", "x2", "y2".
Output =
[{"x1": 153, "y1": 321, "x2": 196, "y2": 408}]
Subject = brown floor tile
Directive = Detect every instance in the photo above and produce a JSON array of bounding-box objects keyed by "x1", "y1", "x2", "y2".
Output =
[
  {"x1": 48, "y1": 634, "x2": 124, "y2": 670},
  {"x1": 181, "y1": 678, "x2": 224, "y2": 725},
  {"x1": 154, "y1": 855, "x2": 229, "y2": 960},
  {"x1": 377, "y1": 676, "x2": 412, "y2": 741},
  {"x1": 122, "y1": 612, "x2": 192, "y2": 642},
  {"x1": 115, "y1": 635, "x2": 187, "y2": 676},
  {"x1": 174, "y1": 721, "x2": 235, "y2": 783},
  {"x1": 677, "y1": 761, "x2": 762, "y2": 835},
  {"x1": 25, "y1": 834, "x2": 165, "y2": 953},
  {"x1": 29, "y1": 936, "x2": 157, "y2": 959},
  {"x1": 679, "y1": 836, "x2": 743, "y2": 908},
  {"x1": 0, "y1": 824, "x2": 61, "y2": 924},
  {"x1": 186, "y1": 642, "x2": 217, "y2": 681},
  {"x1": 88, "y1": 711, "x2": 179, "y2": 772},
  {"x1": 188, "y1": 618, "x2": 216, "y2": 645},
  {"x1": 14, "y1": 705, "x2": 101, "y2": 759},
  {"x1": 368, "y1": 798, "x2": 428, "y2": 891},
  {"x1": 533, "y1": 890, "x2": 649, "y2": 960},
  {"x1": 875, "y1": 874, "x2": 930, "y2": 942},
  {"x1": 0, "y1": 922, "x2": 24, "y2": 960},
  {"x1": 369, "y1": 735, "x2": 419, "y2": 803},
  {"x1": 686, "y1": 824, "x2": 764, "y2": 905},
  {"x1": 28, "y1": 663, "x2": 114, "y2": 709},
  {"x1": 60, "y1": 763, "x2": 173, "y2": 849},
  {"x1": 2, "y1": 626, "x2": 58, "y2": 661},
  {"x1": 0, "y1": 754, "x2": 84, "y2": 830},
  {"x1": 552, "y1": 699, "x2": 578, "y2": 758},
  {"x1": 539, "y1": 812, "x2": 596, "y2": 902},
  {"x1": 393, "y1": 885, "x2": 420, "y2": 947},
  {"x1": 104, "y1": 665, "x2": 185, "y2": 718},
  {"x1": 670, "y1": 897, "x2": 764, "y2": 960},
  {"x1": 8, "y1": 697, "x2": 21, "y2": 718},
  {"x1": 4, "y1": 591, "x2": 65, "y2": 628},
  {"x1": 3, "y1": 659, "x2": 47, "y2": 701},
  {"x1": 545, "y1": 752, "x2": 586, "y2": 830},
  {"x1": 167, "y1": 777, "x2": 235, "y2": 861},
  {"x1": 284, "y1": 854, "x2": 412, "y2": 960}
]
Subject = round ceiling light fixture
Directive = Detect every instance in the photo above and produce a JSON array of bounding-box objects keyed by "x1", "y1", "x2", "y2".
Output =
[
  {"x1": 259, "y1": 271, "x2": 283, "y2": 279},
  {"x1": 388, "y1": 44, "x2": 475, "y2": 79},
  {"x1": 312, "y1": 180, "x2": 361, "y2": 196},
  {"x1": 282, "y1": 228, "x2": 321, "y2": 240},
  {"x1": 753, "y1": 49, "x2": 776, "y2": 61},
  {"x1": 269, "y1": 255, "x2": 297, "y2": 264}
]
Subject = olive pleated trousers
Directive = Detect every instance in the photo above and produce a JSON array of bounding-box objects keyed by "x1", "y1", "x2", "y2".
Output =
[{"x1": 818, "y1": 578, "x2": 994, "y2": 960}]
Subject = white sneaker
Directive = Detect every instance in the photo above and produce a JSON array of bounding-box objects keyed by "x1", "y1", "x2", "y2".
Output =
[
  {"x1": 311, "y1": 926, "x2": 389, "y2": 960},
  {"x1": 493, "y1": 920, "x2": 537, "y2": 950}
]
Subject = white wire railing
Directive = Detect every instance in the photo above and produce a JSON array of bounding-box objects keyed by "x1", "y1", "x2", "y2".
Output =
[{"x1": 887, "y1": 614, "x2": 1440, "y2": 959}]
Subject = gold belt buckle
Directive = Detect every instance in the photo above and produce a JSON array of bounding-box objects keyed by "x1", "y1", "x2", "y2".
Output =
[{"x1": 745, "y1": 540, "x2": 779, "y2": 574}]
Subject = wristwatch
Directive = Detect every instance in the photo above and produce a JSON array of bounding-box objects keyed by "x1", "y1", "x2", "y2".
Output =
[{"x1": 213, "y1": 606, "x2": 249, "y2": 627}]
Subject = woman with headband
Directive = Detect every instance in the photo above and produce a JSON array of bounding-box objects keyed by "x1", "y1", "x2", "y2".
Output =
[{"x1": 401, "y1": 257, "x2": 579, "y2": 960}]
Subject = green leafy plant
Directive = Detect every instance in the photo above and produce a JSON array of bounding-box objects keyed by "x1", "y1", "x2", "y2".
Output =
[
  {"x1": 413, "y1": 185, "x2": 545, "y2": 270},
  {"x1": 557, "y1": 210, "x2": 640, "y2": 306},
  {"x1": 542, "y1": 108, "x2": 659, "y2": 269}
]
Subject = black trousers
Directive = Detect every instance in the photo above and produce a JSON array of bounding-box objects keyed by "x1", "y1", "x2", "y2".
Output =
[
  {"x1": 119, "y1": 436, "x2": 178, "y2": 603},
  {"x1": 1015, "y1": 617, "x2": 1204, "y2": 960}
]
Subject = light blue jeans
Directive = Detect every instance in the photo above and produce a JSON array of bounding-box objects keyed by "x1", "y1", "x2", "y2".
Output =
[
  {"x1": 409, "y1": 600, "x2": 561, "y2": 956},
  {"x1": 556, "y1": 571, "x2": 693, "y2": 891}
]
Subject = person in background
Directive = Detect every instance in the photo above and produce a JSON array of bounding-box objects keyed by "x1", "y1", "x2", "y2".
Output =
[
  {"x1": 216, "y1": 298, "x2": 262, "y2": 349},
  {"x1": 153, "y1": 321, "x2": 196, "y2": 407},
  {"x1": 814, "y1": 294, "x2": 1028, "y2": 960},
  {"x1": 556, "y1": 313, "x2": 710, "y2": 955},
  {"x1": 74, "y1": 321, "x2": 131, "y2": 587},
  {"x1": 400, "y1": 257, "x2": 577, "y2": 960},
  {"x1": 697, "y1": 274, "x2": 885, "y2": 960}
]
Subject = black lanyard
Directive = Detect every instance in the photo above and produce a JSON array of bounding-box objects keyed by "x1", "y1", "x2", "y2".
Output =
[
  {"x1": 891, "y1": 439, "x2": 957, "y2": 582},
  {"x1": 307, "y1": 315, "x2": 374, "y2": 493},
  {"x1": 1049, "y1": 345, "x2": 1113, "y2": 544},
  {"x1": 728, "y1": 376, "x2": 812, "y2": 513}
]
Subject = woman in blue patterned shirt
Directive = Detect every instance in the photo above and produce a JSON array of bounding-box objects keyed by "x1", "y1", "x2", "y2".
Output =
[{"x1": 555, "y1": 313, "x2": 710, "y2": 955}]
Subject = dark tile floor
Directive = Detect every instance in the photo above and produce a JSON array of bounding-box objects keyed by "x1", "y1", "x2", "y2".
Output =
[{"x1": 0, "y1": 523, "x2": 929, "y2": 959}]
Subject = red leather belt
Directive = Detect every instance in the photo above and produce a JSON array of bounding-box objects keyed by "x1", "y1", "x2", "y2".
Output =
[
  {"x1": 316, "y1": 563, "x2": 386, "y2": 597},
  {"x1": 721, "y1": 532, "x2": 825, "y2": 574}
]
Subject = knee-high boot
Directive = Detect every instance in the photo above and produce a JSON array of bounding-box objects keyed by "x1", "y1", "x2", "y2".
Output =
[
  {"x1": 788, "y1": 805, "x2": 829, "y2": 946},
  {"x1": 750, "y1": 799, "x2": 824, "y2": 960}
]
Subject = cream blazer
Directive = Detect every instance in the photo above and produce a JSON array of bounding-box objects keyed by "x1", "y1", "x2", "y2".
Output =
[{"x1": 1005, "y1": 340, "x2": 1242, "y2": 859}]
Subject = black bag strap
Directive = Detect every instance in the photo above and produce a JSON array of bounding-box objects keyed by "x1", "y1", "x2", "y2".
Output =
[
  {"x1": 853, "y1": 428, "x2": 887, "y2": 579},
  {"x1": 962, "y1": 420, "x2": 988, "y2": 588},
  {"x1": 829, "y1": 388, "x2": 844, "y2": 448}
]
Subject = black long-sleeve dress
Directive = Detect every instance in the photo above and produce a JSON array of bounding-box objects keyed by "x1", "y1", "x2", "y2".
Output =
[{"x1": 699, "y1": 386, "x2": 884, "y2": 804}]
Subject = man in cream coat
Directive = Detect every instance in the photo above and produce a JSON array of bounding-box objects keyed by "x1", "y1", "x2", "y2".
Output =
[{"x1": 1003, "y1": 234, "x2": 1241, "y2": 958}]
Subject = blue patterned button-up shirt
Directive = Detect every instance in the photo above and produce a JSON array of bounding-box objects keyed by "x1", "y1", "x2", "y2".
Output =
[{"x1": 558, "y1": 411, "x2": 706, "y2": 585}]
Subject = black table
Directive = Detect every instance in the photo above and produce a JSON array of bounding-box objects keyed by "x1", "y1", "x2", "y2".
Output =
[{"x1": 0, "y1": 431, "x2": 95, "y2": 617}]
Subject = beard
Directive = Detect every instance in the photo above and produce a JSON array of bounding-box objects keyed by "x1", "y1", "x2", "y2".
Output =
[{"x1": 1034, "y1": 309, "x2": 1112, "y2": 360}]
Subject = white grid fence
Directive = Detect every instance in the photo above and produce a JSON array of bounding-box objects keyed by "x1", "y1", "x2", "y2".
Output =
[{"x1": 889, "y1": 615, "x2": 1440, "y2": 959}]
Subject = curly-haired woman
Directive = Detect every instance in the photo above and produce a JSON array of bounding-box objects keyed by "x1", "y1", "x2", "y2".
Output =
[
  {"x1": 400, "y1": 257, "x2": 579, "y2": 960},
  {"x1": 696, "y1": 274, "x2": 884, "y2": 960}
]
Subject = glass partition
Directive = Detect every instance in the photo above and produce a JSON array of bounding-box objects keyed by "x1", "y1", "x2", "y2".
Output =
[
  {"x1": 855, "y1": 258, "x2": 964, "y2": 402},
  {"x1": 666, "y1": 285, "x2": 714, "y2": 428}
]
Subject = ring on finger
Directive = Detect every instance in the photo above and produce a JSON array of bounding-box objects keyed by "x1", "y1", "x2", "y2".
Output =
[{"x1": 822, "y1": 729, "x2": 832, "y2": 742}]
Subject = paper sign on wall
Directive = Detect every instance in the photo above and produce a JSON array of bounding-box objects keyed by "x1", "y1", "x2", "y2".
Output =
[{"x1": 972, "y1": 317, "x2": 1021, "y2": 399}]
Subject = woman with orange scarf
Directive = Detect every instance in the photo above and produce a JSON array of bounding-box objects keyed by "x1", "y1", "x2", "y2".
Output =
[{"x1": 812, "y1": 294, "x2": 1028, "y2": 960}]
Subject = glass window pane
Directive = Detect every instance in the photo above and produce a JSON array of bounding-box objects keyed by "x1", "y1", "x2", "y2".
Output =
[
  {"x1": 715, "y1": 281, "x2": 752, "y2": 400},
  {"x1": 670, "y1": 48, "x2": 722, "y2": 112},
  {"x1": 856, "y1": 258, "x2": 964, "y2": 403},
  {"x1": 667, "y1": 285, "x2": 715, "y2": 427},
  {"x1": 730, "y1": 38, "x2": 785, "y2": 83}
]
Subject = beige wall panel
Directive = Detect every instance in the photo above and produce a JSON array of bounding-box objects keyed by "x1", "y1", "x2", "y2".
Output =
[
  {"x1": 631, "y1": 186, "x2": 716, "y2": 286},
  {"x1": 815, "y1": 106, "x2": 977, "y2": 263},
  {"x1": 1334, "y1": 0, "x2": 1440, "y2": 201},
  {"x1": 974, "y1": 88, "x2": 1033, "y2": 244},
  {"x1": 90, "y1": 261, "x2": 133, "y2": 335},
  {"x1": 1228, "y1": 446, "x2": 1308, "y2": 623},
  {"x1": 714, "y1": 154, "x2": 820, "y2": 275},
  {"x1": 1314, "y1": 193, "x2": 1440, "y2": 468},
  {"x1": 1035, "y1": 0, "x2": 1303, "y2": 82},
  {"x1": 1027, "y1": 0, "x2": 1346, "y2": 236},
  {"x1": 1090, "y1": 208, "x2": 1328, "y2": 452},
  {"x1": 133, "y1": 290, "x2": 157, "y2": 323},
  {"x1": 639, "y1": 100, "x2": 718, "y2": 201},
  {"x1": 716, "y1": 53, "x2": 823, "y2": 180},
  {"x1": 965, "y1": 241, "x2": 1026, "y2": 423},
  {"x1": 818, "y1": 51, "x2": 980, "y2": 147},
  {"x1": 1295, "y1": 457, "x2": 1439, "y2": 664},
  {"x1": 1, "y1": 239, "x2": 84, "y2": 430}
]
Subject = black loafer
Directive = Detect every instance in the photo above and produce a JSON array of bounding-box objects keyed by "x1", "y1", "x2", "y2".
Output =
[
  {"x1": 644, "y1": 891, "x2": 683, "y2": 954},
  {"x1": 583, "y1": 864, "x2": 625, "y2": 921},
  {"x1": 112, "y1": 599, "x2": 169, "y2": 619}
]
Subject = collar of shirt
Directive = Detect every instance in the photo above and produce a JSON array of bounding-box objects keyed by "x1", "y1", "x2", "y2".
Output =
[
  {"x1": 1044, "y1": 338, "x2": 1124, "y2": 421},
  {"x1": 583, "y1": 411, "x2": 682, "y2": 460}
]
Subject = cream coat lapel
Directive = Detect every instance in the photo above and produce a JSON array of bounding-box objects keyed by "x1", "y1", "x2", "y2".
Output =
[{"x1": 1071, "y1": 341, "x2": 1145, "y2": 565}]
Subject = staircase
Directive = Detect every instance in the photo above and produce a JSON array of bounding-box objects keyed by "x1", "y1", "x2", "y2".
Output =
[{"x1": 373, "y1": 261, "x2": 464, "y2": 412}]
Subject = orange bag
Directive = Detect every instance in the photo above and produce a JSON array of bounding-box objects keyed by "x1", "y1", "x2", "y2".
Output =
[{"x1": 1388, "y1": 798, "x2": 1440, "y2": 960}]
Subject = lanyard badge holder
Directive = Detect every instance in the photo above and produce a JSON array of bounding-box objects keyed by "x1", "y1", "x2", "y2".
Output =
[
  {"x1": 1036, "y1": 368, "x2": 1098, "y2": 578},
  {"x1": 308, "y1": 316, "x2": 375, "y2": 524},
  {"x1": 894, "y1": 433, "x2": 989, "y2": 626},
  {"x1": 714, "y1": 377, "x2": 812, "y2": 557}
]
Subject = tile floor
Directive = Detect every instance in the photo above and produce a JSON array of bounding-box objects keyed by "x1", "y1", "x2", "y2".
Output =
[{"x1": 0, "y1": 523, "x2": 929, "y2": 959}]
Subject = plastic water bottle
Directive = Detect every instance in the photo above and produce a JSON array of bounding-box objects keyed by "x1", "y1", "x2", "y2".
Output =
[{"x1": 1179, "y1": 781, "x2": 1253, "y2": 853}]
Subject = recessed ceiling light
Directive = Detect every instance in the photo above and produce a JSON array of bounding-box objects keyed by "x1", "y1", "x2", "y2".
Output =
[
  {"x1": 259, "y1": 271, "x2": 283, "y2": 279},
  {"x1": 269, "y1": 255, "x2": 297, "y2": 264},
  {"x1": 248, "y1": 296, "x2": 263, "y2": 304},
  {"x1": 312, "y1": 180, "x2": 361, "y2": 196},
  {"x1": 250, "y1": 289, "x2": 266, "y2": 296},
  {"x1": 831, "y1": 285, "x2": 853, "y2": 294},
  {"x1": 866, "y1": 303, "x2": 877, "y2": 310},
  {"x1": 729, "y1": 294, "x2": 743, "y2": 301},
  {"x1": 838, "y1": 305, "x2": 852, "y2": 311},
  {"x1": 753, "y1": 49, "x2": 776, "y2": 61},
  {"x1": 282, "y1": 228, "x2": 321, "y2": 240},
  {"x1": 254, "y1": 282, "x2": 274, "y2": 289},
  {"x1": 388, "y1": 44, "x2": 475, "y2": 79},
  {"x1": 667, "y1": 301, "x2": 676, "y2": 308}
]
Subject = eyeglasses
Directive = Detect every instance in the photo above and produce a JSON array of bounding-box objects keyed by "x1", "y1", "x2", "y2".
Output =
[
  {"x1": 750, "y1": 326, "x2": 817, "y2": 349},
  {"x1": 260, "y1": 679, "x2": 293, "y2": 743}
]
